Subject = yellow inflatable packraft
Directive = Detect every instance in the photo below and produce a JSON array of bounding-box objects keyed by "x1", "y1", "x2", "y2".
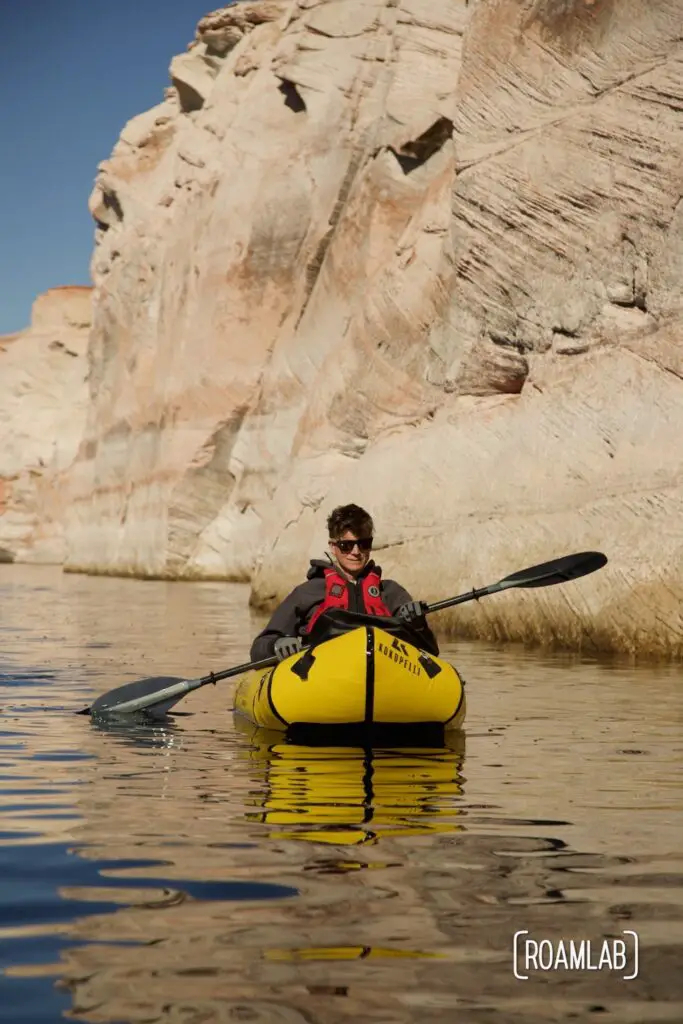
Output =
[{"x1": 233, "y1": 624, "x2": 465, "y2": 732}]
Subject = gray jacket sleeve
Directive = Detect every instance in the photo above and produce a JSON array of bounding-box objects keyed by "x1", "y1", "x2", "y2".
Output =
[{"x1": 249, "y1": 580, "x2": 324, "y2": 661}]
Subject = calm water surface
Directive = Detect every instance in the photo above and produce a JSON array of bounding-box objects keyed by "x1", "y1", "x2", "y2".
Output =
[{"x1": 0, "y1": 565, "x2": 681, "y2": 1024}]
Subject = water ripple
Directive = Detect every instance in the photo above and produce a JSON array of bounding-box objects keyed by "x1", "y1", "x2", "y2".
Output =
[{"x1": 0, "y1": 565, "x2": 681, "y2": 1023}]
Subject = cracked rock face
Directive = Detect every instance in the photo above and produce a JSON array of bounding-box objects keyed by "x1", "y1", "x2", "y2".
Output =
[
  {"x1": 0, "y1": 288, "x2": 92, "y2": 563},
  {"x1": 28, "y1": 0, "x2": 683, "y2": 654}
]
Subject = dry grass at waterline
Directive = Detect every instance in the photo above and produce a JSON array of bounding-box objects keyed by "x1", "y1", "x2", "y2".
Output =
[{"x1": 434, "y1": 589, "x2": 683, "y2": 662}]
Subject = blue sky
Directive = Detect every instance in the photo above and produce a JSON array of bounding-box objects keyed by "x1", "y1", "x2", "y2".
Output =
[{"x1": 0, "y1": 0, "x2": 213, "y2": 334}]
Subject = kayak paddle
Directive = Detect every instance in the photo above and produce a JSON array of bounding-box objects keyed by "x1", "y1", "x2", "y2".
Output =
[
  {"x1": 80, "y1": 654, "x2": 279, "y2": 719},
  {"x1": 81, "y1": 549, "x2": 606, "y2": 719},
  {"x1": 423, "y1": 550, "x2": 607, "y2": 614}
]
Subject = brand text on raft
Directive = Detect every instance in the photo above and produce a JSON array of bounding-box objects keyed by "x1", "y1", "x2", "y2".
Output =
[{"x1": 512, "y1": 931, "x2": 639, "y2": 980}]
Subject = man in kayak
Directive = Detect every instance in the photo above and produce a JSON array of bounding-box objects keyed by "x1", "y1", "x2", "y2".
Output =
[{"x1": 250, "y1": 503, "x2": 439, "y2": 661}]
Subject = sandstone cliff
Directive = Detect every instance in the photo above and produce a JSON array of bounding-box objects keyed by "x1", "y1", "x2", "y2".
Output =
[
  {"x1": 0, "y1": 287, "x2": 92, "y2": 563},
  {"x1": 15, "y1": 0, "x2": 683, "y2": 656}
]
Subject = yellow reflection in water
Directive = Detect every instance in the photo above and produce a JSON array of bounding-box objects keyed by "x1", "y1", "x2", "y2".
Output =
[
  {"x1": 265, "y1": 946, "x2": 446, "y2": 961},
  {"x1": 234, "y1": 720, "x2": 466, "y2": 846}
]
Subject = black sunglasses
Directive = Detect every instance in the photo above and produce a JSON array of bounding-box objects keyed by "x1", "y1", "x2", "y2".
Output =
[{"x1": 331, "y1": 537, "x2": 373, "y2": 554}]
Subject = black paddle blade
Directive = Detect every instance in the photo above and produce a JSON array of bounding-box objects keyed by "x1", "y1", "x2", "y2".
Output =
[
  {"x1": 500, "y1": 551, "x2": 607, "y2": 590},
  {"x1": 89, "y1": 676, "x2": 185, "y2": 717}
]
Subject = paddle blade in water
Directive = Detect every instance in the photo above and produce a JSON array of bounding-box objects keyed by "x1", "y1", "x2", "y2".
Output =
[
  {"x1": 82, "y1": 654, "x2": 279, "y2": 718},
  {"x1": 89, "y1": 676, "x2": 186, "y2": 717},
  {"x1": 499, "y1": 551, "x2": 607, "y2": 590}
]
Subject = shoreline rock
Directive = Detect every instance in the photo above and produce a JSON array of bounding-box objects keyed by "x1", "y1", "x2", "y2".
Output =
[
  {"x1": 2, "y1": 0, "x2": 682, "y2": 660},
  {"x1": 0, "y1": 287, "x2": 92, "y2": 563}
]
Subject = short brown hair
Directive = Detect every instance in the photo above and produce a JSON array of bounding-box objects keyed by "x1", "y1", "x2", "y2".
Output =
[{"x1": 327, "y1": 504, "x2": 374, "y2": 539}]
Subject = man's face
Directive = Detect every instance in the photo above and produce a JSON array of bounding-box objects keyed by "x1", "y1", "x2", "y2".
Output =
[{"x1": 329, "y1": 529, "x2": 373, "y2": 578}]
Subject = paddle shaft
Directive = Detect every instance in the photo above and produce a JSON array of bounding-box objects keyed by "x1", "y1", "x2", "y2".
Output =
[
  {"x1": 424, "y1": 582, "x2": 505, "y2": 615},
  {"x1": 87, "y1": 550, "x2": 606, "y2": 716},
  {"x1": 92, "y1": 653, "x2": 278, "y2": 715}
]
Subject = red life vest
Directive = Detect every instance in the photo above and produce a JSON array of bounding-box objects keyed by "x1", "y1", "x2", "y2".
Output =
[{"x1": 304, "y1": 566, "x2": 392, "y2": 634}]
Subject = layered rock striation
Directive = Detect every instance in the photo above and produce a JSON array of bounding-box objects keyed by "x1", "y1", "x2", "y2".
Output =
[
  {"x1": 67, "y1": 0, "x2": 470, "y2": 580},
  {"x1": 9, "y1": 0, "x2": 683, "y2": 656}
]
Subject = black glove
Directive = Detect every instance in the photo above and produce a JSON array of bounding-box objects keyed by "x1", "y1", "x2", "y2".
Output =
[
  {"x1": 396, "y1": 600, "x2": 428, "y2": 624},
  {"x1": 273, "y1": 636, "x2": 304, "y2": 661}
]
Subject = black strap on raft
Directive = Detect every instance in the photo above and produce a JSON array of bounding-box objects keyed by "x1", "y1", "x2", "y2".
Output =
[
  {"x1": 290, "y1": 648, "x2": 317, "y2": 681},
  {"x1": 418, "y1": 652, "x2": 442, "y2": 679},
  {"x1": 292, "y1": 642, "x2": 442, "y2": 682},
  {"x1": 289, "y1": 609, "x2": 439, "y2": 683}
]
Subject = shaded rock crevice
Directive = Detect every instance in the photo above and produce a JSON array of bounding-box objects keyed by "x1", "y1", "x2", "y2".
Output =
[
  {"x1": 388, "y1": 117, "x2": 454, "y2": 174},
  {"x1": 277, "y1": 78, "x2": 307, "y2": 113}
]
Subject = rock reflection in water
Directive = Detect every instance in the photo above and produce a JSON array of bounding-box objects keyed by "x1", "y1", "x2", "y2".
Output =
[
  {"x1": 29, "y1": 714, "x2": 683, "y2": 1024},
  {"x1": 27, "y1": 720, "x2": 466, "y2": 1024},
  {"x1": 1, "y1": 567, "x2": 682, "y2": 1023}
]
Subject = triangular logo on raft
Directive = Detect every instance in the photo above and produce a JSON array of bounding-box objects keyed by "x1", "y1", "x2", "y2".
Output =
[{"x1": 391, "y1": 639, "x2": 409, "y2": 657}]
